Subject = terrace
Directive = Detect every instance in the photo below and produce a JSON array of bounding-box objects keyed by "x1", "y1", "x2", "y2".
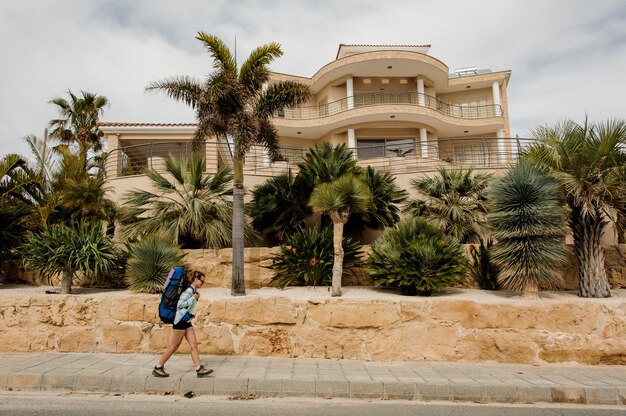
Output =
[
  {"x1": 104, "y1": 137, "x2": 529, "y2": 179},
  {"x1": 276, "y1": 91, "x2": 502, "y2": 120}
]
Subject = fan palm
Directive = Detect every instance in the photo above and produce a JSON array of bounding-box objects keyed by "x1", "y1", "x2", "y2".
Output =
[
  {"x1": 121, "y1": 154, "x2": 251, "y2": 249},
  {"x1": 487, "y1": 162, "x2": 567, "y2": 297},
  {"x1": 309, "y1": 173, "x2": 371, "y2": 296},
  {"x1": 48, "y1": 90, "x2": 109, "y2": 169},
  {"x1": 147, "y1": 33, "x2": 310, "y2": 295},
  {"x1": 354, "y1": 166, "x2": 408, "y2": 231},
  {"x1": 125, "y1": 235, "x2": 184, "y2": 293},
  {"x1": 522, "y1": 118, "x2": 626, "y2": 297},
  {"x1": 406, "y1": 167, "x2": 491, "y2": 243}
]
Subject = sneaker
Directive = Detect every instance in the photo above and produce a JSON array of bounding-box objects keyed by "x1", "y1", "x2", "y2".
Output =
[
  {"x1": 196, "y1": 365, "x2": 214, "y2": 378},
  {"x1": 152, "y1": 366, "x2": 169, "y2": 377}
]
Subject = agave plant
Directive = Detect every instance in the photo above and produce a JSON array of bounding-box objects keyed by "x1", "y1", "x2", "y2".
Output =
[
  {"x1": 20, "y1": 221, "x2": 118, "y2": 294},
  {"x1": 267, "y1": 227, "x2": 361, "y2": 289},
  {"x1": 487, "y1": 162, "x2": 567, "y2": 297},
  {"x1": 368, "y1": 217, "x2": 467, "y2": 296},
  {"x1": 125, "y1": 235, "x2": 184, "y2": 293}
]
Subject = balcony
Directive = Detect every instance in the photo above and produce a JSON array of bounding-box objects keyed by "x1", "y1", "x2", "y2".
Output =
[
  {"x1": 104, "y1": 137, "x2": 530, "y2": 180},
  {"x1": 275, "y1": 91, "x2": 502, "y2": 121}
]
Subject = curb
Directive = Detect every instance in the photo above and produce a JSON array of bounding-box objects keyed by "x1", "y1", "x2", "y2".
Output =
[{"x1": 2, "y1": 372, "x2": 625, "y2": 406}]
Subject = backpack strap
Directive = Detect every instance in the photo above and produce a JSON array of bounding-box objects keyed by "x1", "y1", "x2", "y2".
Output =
[{"x1": 163, "y1": 268, "x2": 175, "y2": 289}]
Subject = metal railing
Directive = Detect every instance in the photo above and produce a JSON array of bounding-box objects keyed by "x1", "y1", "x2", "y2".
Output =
[
  {"x1": 275, "y1": 91, "x2": 502, "y2": 120},
  {"x1": 104, "y1": 137, "x2": 532, "y2": 179}
]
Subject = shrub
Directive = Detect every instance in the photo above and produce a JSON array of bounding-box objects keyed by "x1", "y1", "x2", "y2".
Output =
[
  {"x1": 468, "y1": 239, "x2": 499, "y2": 290},
  {"x1": 125, "y1": 235, "x2": 184, "y2": 293},
  {"x1": 20, "y1": 221, "x2": 118, "y2": 294},
  {"x1": 267, "y1": 227, "x2": 362, "y2": 288},
  {"x1": 368, "y1": 217, "x2": 467, "y2": 296},
  {"x1": 487, "y1": 162, "x2": 567, "y2": 297}
]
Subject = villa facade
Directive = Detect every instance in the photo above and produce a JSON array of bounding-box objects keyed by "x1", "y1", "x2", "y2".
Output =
[{"x1": 101, "y1": 44, "x2": 518, "y2": 202}]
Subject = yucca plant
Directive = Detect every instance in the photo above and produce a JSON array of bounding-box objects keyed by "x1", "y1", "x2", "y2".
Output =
[
  {"x1": 468, "y1": 239, "x2": 499, "y2": 290},
  {"x1": 20, "y1": 221, "x2": 118, "y2": 294},
  {"x1": 267, "y1": 227, "x2": 361, "y2": 289},
  {"x1": 368, "y1": 217, "x2": 467, "y2": 296},
  {"x1": 125, "y1": 235, "x2": 184, "y2": 293},
  {"x1": 487, "y1": 162, "x2": 567, "y2": 297}
]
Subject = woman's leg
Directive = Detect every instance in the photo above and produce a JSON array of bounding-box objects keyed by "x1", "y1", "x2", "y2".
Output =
[
  {"x1": 157, "y1": 329, "x2": 186, "y2": 367},
  {"x1": 184, "y1": 327, "x2": 201, "y2": 368}
]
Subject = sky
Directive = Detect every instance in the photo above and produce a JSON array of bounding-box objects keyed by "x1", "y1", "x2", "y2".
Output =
[{"x1": 1, "y1": 0, "x2": 625, "y2": 159}]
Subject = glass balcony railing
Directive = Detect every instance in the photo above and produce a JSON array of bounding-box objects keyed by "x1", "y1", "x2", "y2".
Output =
[{"x1": 275, "y1": 91, "x2": 502, "y2": 120}]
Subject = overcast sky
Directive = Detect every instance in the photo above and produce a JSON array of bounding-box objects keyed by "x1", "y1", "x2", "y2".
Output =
[{"x1": 1, "y1": 0, "x2": 625, "y2": 158}]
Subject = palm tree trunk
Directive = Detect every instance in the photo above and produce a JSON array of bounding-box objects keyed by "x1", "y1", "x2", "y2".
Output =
[
  {"x1": 60, "y1": 269, "x2": 72, "y2": 294},
  {"x1": 571, "y1": 207, "x2": 611, "y2": 298},
  {"x1": 231, "y1": 157, "x2": 246, "y2": 296},
  {"x1": 329, "y1": 212, "x2": 346, "y2": 297}
]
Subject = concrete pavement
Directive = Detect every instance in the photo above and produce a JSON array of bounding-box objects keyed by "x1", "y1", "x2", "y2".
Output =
[{"x1": 0, "y1": 352, "x2": 625, "y2": 406}]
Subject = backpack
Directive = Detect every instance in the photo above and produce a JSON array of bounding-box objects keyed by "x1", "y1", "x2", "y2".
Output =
[{"x1": 158, "y1": 267, "x2": 188, "y2": 324}]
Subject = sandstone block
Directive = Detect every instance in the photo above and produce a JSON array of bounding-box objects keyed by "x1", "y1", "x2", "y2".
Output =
[
  {"x1": 307, "y1": 300, "x2": 399, "y2": 328},
  {"x1": 458, "y1": 330, "x2": 536, "y2": 364},
  {"x1": 101, "y1": 324, "x2": 143, "y2": 352},
  {"x1": 195, "y1": 325, "x2": 234, "y2": 354},
  {"x1": 238, "y1": 328, "x2": 293, "y2": 356}
]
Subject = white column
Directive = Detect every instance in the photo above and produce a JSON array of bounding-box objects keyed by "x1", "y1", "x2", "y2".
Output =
[
  {"x1": 347, "y1": 128, "x2": 356, "y2": 159},
  {"x1": 420, "y1": 128, "x2": 428, "y2": 158},
  {"x1": 346, "y1": 77, "x2": 354, "y2": 109},
  {"x1": 417, "y1": 78, "x2": 425, "y2": 106},
  {"x1": 497, "y1": 128, "x2": 506, "y2": 164},
  {"x1": 492, "y1": 81, "x2": 502, "y2": 116}
]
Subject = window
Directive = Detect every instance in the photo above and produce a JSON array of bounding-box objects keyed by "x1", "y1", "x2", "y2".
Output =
[{"x1": 357, "y1": 137, "x2": 416, "y2": 160}]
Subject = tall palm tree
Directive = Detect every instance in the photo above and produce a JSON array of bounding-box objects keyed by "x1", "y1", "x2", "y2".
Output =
[
  {"x1": 48, "y1": 90, "x2": 109, "y2": 169},
  {"x1": 147, "y1": 33, "x2": 310, "y2": 295},
  {"x1": 523, "y1": 118, "x2": 626, "y2": 298},
  {"x1": 24, "y1": 130, "x2": 56, "y2": 186},
  {"x1": 121, "y1": 154, "x2": 252, "y2": 249},
  {"x1": 406, "y1": 167, "x2": 491, "y2": 243},
  {"x1": 309, "y1": 173, "x2": 371, "y2": 297}
]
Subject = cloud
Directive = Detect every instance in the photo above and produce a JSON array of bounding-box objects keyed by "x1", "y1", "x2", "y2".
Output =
[{"x1": 1, "y1": 0, "x2": 625, "y2": 157}]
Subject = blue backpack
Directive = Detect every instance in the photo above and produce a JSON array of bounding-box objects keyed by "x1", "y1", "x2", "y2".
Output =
[{"x1": 158, "y1": 267, "x2": 188, "y2": 324}]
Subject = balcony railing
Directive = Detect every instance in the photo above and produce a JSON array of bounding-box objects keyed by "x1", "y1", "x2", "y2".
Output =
[
  {"x1": 275, "y1": 91, "x2": 502, "y2": 120},
  {"x1": 104, "y1": 137, "x2": 531, "y2": 180}
]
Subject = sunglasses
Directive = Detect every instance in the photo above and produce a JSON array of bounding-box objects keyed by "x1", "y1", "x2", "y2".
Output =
[{"x1": 196, "y1": 277, "x2": 205, "y2": 284}]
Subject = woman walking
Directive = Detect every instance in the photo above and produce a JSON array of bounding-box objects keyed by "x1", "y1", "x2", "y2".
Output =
[{"x1": 153, "y1": 271, "x2": 213, "y2": 378}]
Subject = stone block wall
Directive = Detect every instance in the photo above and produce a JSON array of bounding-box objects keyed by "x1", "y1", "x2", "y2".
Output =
[{"x1": 0, "y1": 289, "x2": 624, "y2": 365}]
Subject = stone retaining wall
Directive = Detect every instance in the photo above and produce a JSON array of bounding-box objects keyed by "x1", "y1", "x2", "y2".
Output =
[{"x1": 1, "y1": 289, "x2": 624, "y2": 365}]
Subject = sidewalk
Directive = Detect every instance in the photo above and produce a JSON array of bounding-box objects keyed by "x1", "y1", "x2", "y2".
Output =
[{"x1": 0, "y1": 352, "x2": 625, "y2": 406}]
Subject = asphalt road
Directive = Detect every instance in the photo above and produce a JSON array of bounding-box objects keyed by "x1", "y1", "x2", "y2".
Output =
[{"x1": 0, "y1": 393, "x2": 624, "y2": 416}]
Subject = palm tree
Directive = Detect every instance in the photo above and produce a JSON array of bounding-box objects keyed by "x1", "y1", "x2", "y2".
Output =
[
  {"x1": 121, "y1": 154, "x2": 252, "y2": 249},
  {"x1": 406, "y1": 167, "x2": 491, "y2": 243},
  {"x1": 487, "y1": 162, "x2": 567, "y2": 297},
  {"x1": 352, "y1": 166, "x2": 408, "y2": 231},
  {"x1": 24, "y1": 130, "x2": 56, "y2": 185},
  {"x1": 247, "y1": 171, "x2": 310, "y2": 244},
  {"x1": 523, "y1": 118, "x2": 626, "y2": 297},
  {"x1": 309, "y1": 173, "x2": 371, "y2": 296},
  {"x1": 48, "y1": 90, "x2": 109, "y2": 169},
  {"x1": 21, "y1": 221, "x2": 118, "y2": 294},
  {"x1": 0, "y1": 154, "x2": 42, "y2": 204},
  {"x1": 147, "y1": 33, "x2": 310, "y2": 295}
]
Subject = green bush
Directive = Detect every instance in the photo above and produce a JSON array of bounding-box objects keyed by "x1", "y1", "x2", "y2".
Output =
[
  {"x1": 20, "y1": 221, "x2": 118, "y2": 294},
  {"x1": 125, "y1": 235, "x2": 184, "y2": 293},
  {"x1": 368, "y1": 217, "x2": 467, "y2": 296},
  {"x1": 468, "y1": 239, "x2": 499, "y2": 290},
  {"x1": 267, "y1": 227, "x2": 362, "y2": 288}
]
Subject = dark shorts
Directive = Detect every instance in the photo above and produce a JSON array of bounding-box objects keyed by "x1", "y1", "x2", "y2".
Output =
[{"x1": 173, "y1": 320, "x2": 192, "y2": 330}]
